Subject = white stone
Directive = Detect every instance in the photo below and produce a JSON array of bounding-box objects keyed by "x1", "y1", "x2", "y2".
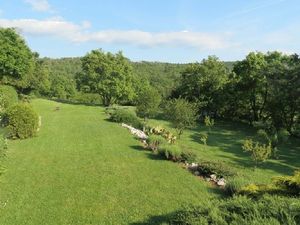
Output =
[
  {"x1": 217, "y1": 178, "x2": 226, "y2": 186},
  {"x1": 210, "y1": 174, "x2": 217, "y2": 181},
  {"x1": 121, "y1": 123, "x2": 148, "y2": 139}
]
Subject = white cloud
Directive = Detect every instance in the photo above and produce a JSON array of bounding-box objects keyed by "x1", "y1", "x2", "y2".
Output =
[
  {"x1": 24, "y1": 0, "x2": 51, "y2": 12},
  {"x1": 0, "y1": 17, "x2": 231, "y2": 50}
]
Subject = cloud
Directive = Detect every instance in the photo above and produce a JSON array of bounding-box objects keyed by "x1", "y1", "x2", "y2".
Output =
[
  {"x1": 24, "y1": 0, "x2": 51, "y2": 12},
  {"x1": 0, "y1": 17, "x2": 231, "y2": 50}
]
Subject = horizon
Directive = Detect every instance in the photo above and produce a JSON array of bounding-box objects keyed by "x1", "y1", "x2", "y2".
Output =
[{"x1": 1, "y1": 0, "x2": 299, "y2": 63}]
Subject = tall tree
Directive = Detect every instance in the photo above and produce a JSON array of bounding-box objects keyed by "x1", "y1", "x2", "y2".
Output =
[
  {"x1": 173, "y1": 56, "x2": 229, "y2": 116},
  {"x1": 76, "y1": 50, "x2": 135, "y2": 106},
  {"x1": 233, "y1": 52, "x2": 267, "y2": 123},
  {"x1": 0, "y1": 28, "x2": 35, "y2": 91}
]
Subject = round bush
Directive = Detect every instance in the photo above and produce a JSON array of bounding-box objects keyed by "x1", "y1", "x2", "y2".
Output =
[
  {"x1": 0, "y1": 85, "x2": 18, "y2": 112},
  {"x1": 6, "y1": 104, "x2": 39, "y2": 139}
]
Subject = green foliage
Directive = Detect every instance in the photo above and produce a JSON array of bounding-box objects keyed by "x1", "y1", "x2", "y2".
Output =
[
  {"x1": 77, "y1": 50, "x2": 135, "y2": 106},
  {"x1": 49, "y1": 74, "x2": 76, "y2": 99},
  {"x1": 5, "y1": 103, "x2": 39, "y2": 139},
  {"x1": 225, "y1": 176, "x2": 252, "y2": 196},
  {"x1": 169, "y1": 195, "x2": 300, "y2": 225},
  {"x1": 237, "y1": 171, "x2": 300, "y2": 197},
  {"x1": 172, "y1": 56, "x2": 229, "y2": 115},
  {"x1": 0, "y1": 28, "x2": 35, "y2": 89},
  {"x1": 180, "y1": 149, "x2": 197, "y2": 163},
  {"x1": 72, "y1": 92, "x2": 102, "y2": 105},
  {"x1": 199, "y1": 131, "x2": 208, "y2": 145},
  {"x1": 164, "y1": 98, "x2": 198, "y2": 138},
  {"x1": 242, "y1": 139, "x2": 272, "y2": 167},
  {"x1": 273, "y1": 171, "x2": 300, "y2": 196},
  {"x1": 0, "y1": 85, "x2": 18, "y2": 112},
  {"x1": 158, "y1": 144, "x2": 183, "y2": 162},
  {"x1": 256, "y1": 129, "x2": 270, "y2": 143},
  {"x1": 147, "y1": 134, "x2": 167, "y2": 151},
  {"x1": 136, "y1": 87, "x2": 161, "y2": 120},
  {"x1": 196, "y1": 160, "x2": 237, "y2": 177},
  {"x1": 204, "y1": 116, "x2": 214, "y2": 132},
  {"x1": 132, "y1": 61, "x2": 187, "y2": 99},
  {"x1": 109, "y1": 108, "x2": 143, "y2": 129}
]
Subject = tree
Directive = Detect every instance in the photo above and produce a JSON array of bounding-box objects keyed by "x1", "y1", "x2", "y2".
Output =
[
  {"x1": 76, "y1": 49, "x2": 135, "y2": 106},
  {"x1": 242, "y1": 139, "x2": 272, "y2": 168},
  {"x1": 164, "y1": 99, "x2": 198, "y2": 138},
  {"x1": 264, "y1": 53, "x2": 300, "y2": 135},
  {"x1": 233, "y1": 52, "x2": 267, "y2": 123},
  {"x1": 173, "y1": 56, "x2": 229, "y2": 115},
  {"x1": 49, "y1": 74, "x2": 76, "y2": 99},
  {"x1": 136, "y1": 87, "x2": 161, "y2": 121},
  {"x1": 0, "y1": 28, "x2": 35, "y2": 90}
]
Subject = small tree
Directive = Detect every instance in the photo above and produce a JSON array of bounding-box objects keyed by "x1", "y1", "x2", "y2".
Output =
[
  {"x1": 204, "y1": 116, "x2": 214, "y2": 133},
  {"x1": 164, "y1": 99, "x2": 198, "y2": 138},
  {"x1": 136, "y1": 87, "x2": 161, "y2": 122},
  {"x1": 242, "y1": 139, "x2": 272, "y2": 168}
]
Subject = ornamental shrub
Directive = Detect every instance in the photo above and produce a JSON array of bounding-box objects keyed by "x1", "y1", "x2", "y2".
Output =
[
  {"x1": 5, "y1": 103, "x2": 39, "y2": 139},
  {"x1": 147, "y1": 134, "x2": 167, "y2": 152},
  {"x1": 159, "y1": 144, "x2": 182, "y2": 162}
]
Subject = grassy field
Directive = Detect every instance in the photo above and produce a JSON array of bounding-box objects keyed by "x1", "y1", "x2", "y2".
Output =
[
  {"x1": 0, "y1": 99, "x2": 219, "y2": 225},
  {"x1": 0, "y1": 99, "x2": 299, "y2": 225}
]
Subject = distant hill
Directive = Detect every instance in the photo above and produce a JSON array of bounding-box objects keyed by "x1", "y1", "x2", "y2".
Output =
[{"x1": 42, "y1": 57, "x2": 236, "y2": 97}]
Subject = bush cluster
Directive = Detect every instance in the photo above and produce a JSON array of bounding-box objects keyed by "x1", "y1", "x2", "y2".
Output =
[
  {"x1": 5, "y1": 104, "x2": 39, "y2": 139},
  {"x1": 225, "y1": 176, "x2": 252, "y2": 196},
  {"x1": 146, "y1": 125, "x2": 177, "y2": 144},
  {"x1": 146, "y1": 134, "x2": 167, "y2": 151},
  {"x1": 228, "y1": 171, "x2": 300, "y2": 197},
  {"x1": 195, "y1": 160, "x2": 237, "y2": 178},
  {"x1": 108, "y1": 107, "x2": 143, "y2": 129},
  {"x1": 169, "y1": 195, "x2": 300, "y2": 225}
]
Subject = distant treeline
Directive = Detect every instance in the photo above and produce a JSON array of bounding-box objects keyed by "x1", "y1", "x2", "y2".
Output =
[{"x1": 42, "y1": 57, "x2": 234, "y2": 98}]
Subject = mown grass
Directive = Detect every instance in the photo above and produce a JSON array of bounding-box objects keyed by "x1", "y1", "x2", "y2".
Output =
[{"x1": 0, "y1": 99, "x2": 219, "y2": 225}]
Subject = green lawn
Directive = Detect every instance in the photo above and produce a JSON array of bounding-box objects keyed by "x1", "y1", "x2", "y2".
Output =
[
  {"x1": 0, "y1": 99, "x2": 299, "y2": 224},
  {"x1": 0, "y1": 99, "x2": 219, "y2": 225}
]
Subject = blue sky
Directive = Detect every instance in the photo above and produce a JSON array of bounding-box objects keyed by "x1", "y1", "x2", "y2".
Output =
[{"x1": 0, "y1": 0, "x2": 299, "y2": 62}]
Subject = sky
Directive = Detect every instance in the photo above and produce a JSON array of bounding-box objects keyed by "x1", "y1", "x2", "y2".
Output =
[{"x1": 0, "y1": 0, "x2": 299, "y2": 62}]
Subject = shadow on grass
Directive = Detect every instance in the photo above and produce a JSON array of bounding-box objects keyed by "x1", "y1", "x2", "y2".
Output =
[
  {"x1": 130, "y1": 145, "x2": 145, "y2": 151},
  {"x1": 50, "y1": 98, "x2": 103, "y2": 107},
  {"x1": 130, "y1": 213, "x2": 173, "y2": 225},
  {"x1": 188, "y1": 121, "x2": 300, "y2": 176}
]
